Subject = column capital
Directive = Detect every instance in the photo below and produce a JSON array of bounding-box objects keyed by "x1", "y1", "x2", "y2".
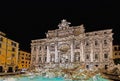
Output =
[
  {"x1": 36, "y1": 46, "x2": 40, "y2": 49},
  {"x1": 46, "y1": 42, "x2": 50, "y2": 45}
]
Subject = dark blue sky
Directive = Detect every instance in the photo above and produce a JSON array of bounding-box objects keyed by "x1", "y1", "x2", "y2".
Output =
[{"x1": 0, "y1": 0, "x2": 120, "y2": 52}]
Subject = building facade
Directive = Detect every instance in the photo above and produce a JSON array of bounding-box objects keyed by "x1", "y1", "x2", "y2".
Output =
[
  {"x1": 18, "y1": 50, "x2": 31, "y2": 70},
  {"x1": 31, "y1": 19, "x2": 113, "y2": 70},
  {"x1": 113, "y1": 45, "x2": 120, "y2": 59},
  {"x1": 0, "y1": 31, "x2": 19, "y2": 73}
]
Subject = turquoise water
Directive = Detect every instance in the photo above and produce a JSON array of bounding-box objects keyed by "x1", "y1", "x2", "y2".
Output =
[
  {"x1": 16, "y1": 76, "x2": 64, "y2": 81},
  {"x1": 0, "y1": 75, "x2": 110, "y2": 81},
  {"x1": 0, "y1": 76, "x2": 64, "y2": 81}
]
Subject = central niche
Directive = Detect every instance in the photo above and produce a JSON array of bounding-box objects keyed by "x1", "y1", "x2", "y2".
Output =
[{"x1": 59, "y1": 43, "x2": 70, "y2": 52}]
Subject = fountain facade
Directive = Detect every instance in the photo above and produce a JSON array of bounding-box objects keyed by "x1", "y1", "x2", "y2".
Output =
[{"x1": 31, "y1": 19, "x2": 113, "y2": 71}]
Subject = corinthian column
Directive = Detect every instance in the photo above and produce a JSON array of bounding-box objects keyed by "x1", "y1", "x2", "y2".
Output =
[
  {"x1": 55, "y1": 42, "x2": 58, "y2": 63},
  {"x1": 36, "y1": 46, "x2": 39, "y2": 64},
  {"x1": 100, "y1": 40, "x2": 103, "y2": 62},
  {"x1": 71, "y1": 40, "x2": 74, "y2": 62},
  {"x1": 90, "y1": 41, "x2": 93, "y2": 62},
  {"x1": 80, "y1": 41, "x2": 84, "y2": 62},
  {"x1": 41, "y1": 45, "x2": 44, "y2": 63},
  {"x1": 109, "y1": 38, "x2": 113, "y2": 59},
  {"x1": 47, "y1": 44, "x2": 50, "y2": 63}
]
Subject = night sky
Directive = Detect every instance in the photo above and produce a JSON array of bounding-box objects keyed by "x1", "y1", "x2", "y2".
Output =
[{"x1": 0, "y1": 0, "x2": 120, "y2": 52}]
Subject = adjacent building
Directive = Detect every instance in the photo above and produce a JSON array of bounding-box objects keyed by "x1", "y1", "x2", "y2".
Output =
[
  {"x1": 31, "y1": 19, "x2": 113, "y2": 70},
  {"x1": 18, "y1": 50, "x2": 31, "y2": 71},
  {"x1": 0, "y1": 31, "x2": 19, "y2": 73},
  {"x1": 113, "y1": 45, "x2": 120, "y2": 59}
]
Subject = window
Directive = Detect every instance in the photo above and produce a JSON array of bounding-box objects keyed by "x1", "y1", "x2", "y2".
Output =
[
  {"x1": 95, "y1": 40, "x2": 98, "y2": 46},
  {"x1": 45, "y1": 57, "x2": 47, "y2": 62},
  {"x1": 0, "y1": 37, "x2": 3, "y2": 41},
  {"x1": 86, "y1": 55, "x2": 89, "y2": 59},
  {"x1": 95, "y1": 54, "x2": 98, "y2": 59},
  {"x1": 86, "y1": 42, "x2": 89, "y2": 46},
  {"x1": 51, "y1": 55, "x2": 55, "y2": 62},
  {"x1": 0, "y1": 43, "x2": 1, "y2": 48},
  {"x1": 50, "y1": 45, "x2": 55, "y2": 51},
  {"x1": 104, "y1": 40, "x2": 107, "y2": 45},
  {"x1": 45, "y1": 46, "x2": 47, "y2": 50},
  {"x1": 86, "y1": 34, "x2": 89, "y2": 36},
  {"x1": 75, "y1": 52, "x2": 80, "y2": 61},
  {"x1": 104, "y1": 53, "x2": 108, "y2": 58},
  {"x1": 119, "y1": 47, "x2": 120, "y2": 50},
  {"x1": 104, "y1": 32, "x2": 107, "y2": 34},
  {"x1": 114, "y1": 47, "x2": 117, "y2": 51},
  {"x1": 115, "y1": 53, "x2": 117, "y2": 55},
  {"x1": 65, "y1": 59, "x2": 68, "y2": 63},
  {"x1": 11, "y1": 42, "x2": 16, "y2": 47},
  {"x1": 75, "y1": 44, "x2": 80, "y2": 49},
  {"x1": 22, "y1": 57, "x2": 24, "y2": 59},
  {"x1": 21, "y1": 61, "x2": 24, "y2": 63},
  {"x1": 86, "y1": 65, "x2": 89, "y2": 69},
  {"x1": 0, "y1": 51, "x2": 1, "y2": 55},
  {"x1": 39, "y1": 57, "x2": 41, "y2": 62},
  {"x1": 95, "y1": 65, "x2": 98, "y2": 67},
  {"x1": 11, "y1": 54, "x2": 15, "y2": 57},
  {"x1": 105, "y1": 65, "x2": 108, "y2": 69},
  {"x1": 78, "y1": 57, "x2": 80, "y2": 61},
  {"x1": 39, "y1": 46, "x2": 41, "y2": 50},
  {"x1": 12, "y1": 48, "x2": 15, "y2": 52},
  {"x1": 18, "y1": 52, "x2": 20, "y2": 55},
  {"x1": 34, "y1": 47, "x2": 36, "y2": 51}
]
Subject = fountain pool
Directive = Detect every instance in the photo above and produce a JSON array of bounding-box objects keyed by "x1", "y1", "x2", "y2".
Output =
[{"x1": 0, "y1": 74, "x2": 110, "y2": 81}]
